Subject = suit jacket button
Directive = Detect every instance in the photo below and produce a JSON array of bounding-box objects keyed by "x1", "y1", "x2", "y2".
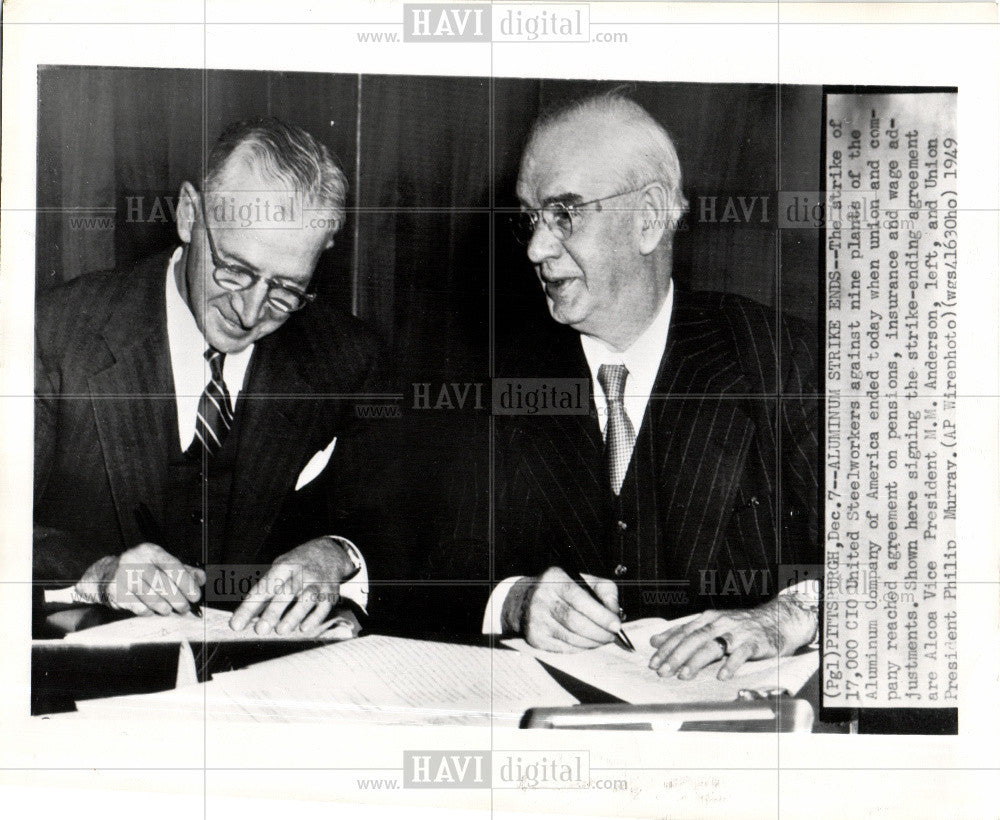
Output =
[
  {"x1": 617, "y1": 520, "x2": 628, "y2": 531},
  {"x1": 750, "y1": 496, "x2": 760, "y2": 507},
  {"x1": 614, "y1": 564, "x2": 628, "y2": 576}
]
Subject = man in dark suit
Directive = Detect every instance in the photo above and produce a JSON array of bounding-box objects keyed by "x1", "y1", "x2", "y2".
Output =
[
  {"x1": 35, "y1": 117, "x2": 379, "y2": 636},
  {"x1": 487, "y1": 94, "x2": 821, "y2": 680}
]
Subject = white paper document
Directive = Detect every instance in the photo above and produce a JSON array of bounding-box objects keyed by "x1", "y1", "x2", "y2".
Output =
[
  {"x1": 58, "y1": 606, "x2": 355, "y2": 645},
  {"x1": 74, "y1": 635, "x2": 579, "y2": 727},
  {"x1": 504, "y1": 617, "x2": 819, "y2": 705}
]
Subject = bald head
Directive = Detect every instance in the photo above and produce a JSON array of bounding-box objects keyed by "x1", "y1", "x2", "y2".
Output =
[{"x1": 519, "y1": 94, "x2": 688, "y2": 229}]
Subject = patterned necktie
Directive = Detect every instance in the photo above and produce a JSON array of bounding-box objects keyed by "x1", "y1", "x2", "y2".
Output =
[
  {"x1": 189, "y1": 347, "x2": 234, "y2": 456},
  {"x1": 597, "y1": 363, "x2": 636, "y2": 495}
]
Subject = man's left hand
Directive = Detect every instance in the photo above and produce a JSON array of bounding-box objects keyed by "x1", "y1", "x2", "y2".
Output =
[
  {"x1": 648, "y1": 595, "x2": 818, "y2": 681},
  {"x1": 230, "y1": 538, "x2": 354, "y2": 636}
]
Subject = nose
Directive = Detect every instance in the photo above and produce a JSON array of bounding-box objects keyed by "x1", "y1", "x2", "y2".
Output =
[
  {"x1": 526, "y1": 218, "x2": 563, "y2": 265},
  {"x1": 233, "y1": 279, "x2": 270, "y2": 327}
]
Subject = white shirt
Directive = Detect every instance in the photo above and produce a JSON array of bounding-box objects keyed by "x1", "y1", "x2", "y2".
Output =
[
  {"x1": 165, "y1": 247, "x2": 253, "y2": 450},
  {"x1": 580, "y1": 280, "x2": 674, "y2": 440}
]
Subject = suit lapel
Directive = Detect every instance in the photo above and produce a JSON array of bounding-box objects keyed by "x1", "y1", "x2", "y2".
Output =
[
  {"x1": 223, "y1": 321, "x2": 329, "y2": 560},
  {"x1": 507, "y1": 329, "x2": 607, "y2": 570},
  {"x1": 88, "y1": 255, "x2": 178, "y2": 545},
  {"x1": 642, "y1": 292, "x2": 756, "y2": 577}
]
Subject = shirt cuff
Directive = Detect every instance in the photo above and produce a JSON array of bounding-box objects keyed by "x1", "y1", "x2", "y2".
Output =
[
  {"x1": 43, "y1": 586, "x2": 79, "y2": 605},
  {"x1": 482, "y1": 576, "x2": 525, "y2": 635},
  {"x1": 778, "y1": 578, "x2": 821, "y2": 648},
  {"x1": 779, "y1": 578, "x2": 821, "y2": 600},
  {"x1": 323, "y1": 535, "x2": 369, "y2": 613}
]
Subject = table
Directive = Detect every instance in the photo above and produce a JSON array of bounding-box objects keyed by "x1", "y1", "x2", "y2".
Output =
[{"x1": 32, "y1": 604, "x2": 845, "y2": 732}]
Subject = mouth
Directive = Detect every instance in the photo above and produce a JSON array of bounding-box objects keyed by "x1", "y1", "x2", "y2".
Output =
[
  {"x1": 540, "y1": 276, "x2": 579, "y2": 297},
  {"x1": 215, "y1": 306, "x2": 252, "y2": 335}
]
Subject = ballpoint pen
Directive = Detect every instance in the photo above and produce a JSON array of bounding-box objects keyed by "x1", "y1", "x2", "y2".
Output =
[
  {"x1": 569, "y1": 569, "x2": 635, "y2": 652},
  {"x1": 133, "y1": 502, "x2": 202, "y2": 617}
]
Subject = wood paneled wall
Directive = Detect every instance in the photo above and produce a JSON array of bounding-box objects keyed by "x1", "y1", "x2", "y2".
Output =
[{"x1": 36, "y1": 68, "x2": 821, "y2": 380}]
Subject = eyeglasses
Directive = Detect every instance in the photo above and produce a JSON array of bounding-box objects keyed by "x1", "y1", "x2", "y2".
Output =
[
  {"x1": 510, "y1": 185, "x2": 653, "y2": 246},
  {"x1": 198, "y1": 191, "x2": 317, "y2": 314}
]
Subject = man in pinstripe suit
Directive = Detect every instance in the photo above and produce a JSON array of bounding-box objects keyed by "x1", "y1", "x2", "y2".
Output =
[
  {"x1": 34, "y1": 118, "x2": 375, "y2": 635},
  {"x1": 488, "y1": 94, "x2": 821, "y2": 681}
]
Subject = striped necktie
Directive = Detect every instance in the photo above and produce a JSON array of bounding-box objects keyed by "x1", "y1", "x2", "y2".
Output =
[
  {"x1": 597, "y1": 363, "x2": 636, "y2": 495},
  {"x1": 189, "y1": 347, "x2": 234, "y2": 456}
]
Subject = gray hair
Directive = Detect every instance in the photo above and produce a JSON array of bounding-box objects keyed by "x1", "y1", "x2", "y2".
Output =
[
  {"x1": 205, "y1": 116, "x2": 348, "y2": 238},
  {"x1": 527, "y1": 92, "x2": 689, "y2": 227}
]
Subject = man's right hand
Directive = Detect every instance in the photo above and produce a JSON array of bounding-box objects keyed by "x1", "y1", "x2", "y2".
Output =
[
  {"x1": 502, "y1": 566, "x2": 621, "y2": 652},
  {"x1": 75, "y1": 543, "x2": 206, "y2": 616}
]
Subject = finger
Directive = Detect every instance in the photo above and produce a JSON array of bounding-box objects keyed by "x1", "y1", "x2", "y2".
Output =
[
  {"x1": 255, "y1": 581, "x2": 301, "y2": 635},
  {"x1": 230, "y1": 597, "x2": 266, "y2": 632},
  {"x1": 649, "y1": 629, "x2": 674, "y2": 647},
  {"x1": 276, "y1": 587, "x2": 321, "y2": 635},
  {"x1": 551, "y1": 597, "x2": 619, "y2": 644},
  {"x1": 545, "y1": 618, "x2": 603, "y2": 650},
  {"x1": 135, "y1": 582, "x2": 172, "y2": 616},
  {"x1": 655, "y1": 621, "x2": 732, "y2": 677},
  {"x1": 560, "y1": 583, "x2": 621, "y2": 634},
  {"x1": 134, "y1": 565, "x2": 181, "y2": 614},
  {"x1": 581, "y1": 574, "x2": 619, "y2": 613},
  {"x1": 649, "y1": 627, "x2": 703, "y2": 670},
  {"x1": 176, "y1": 565, "x2": 206, "y2": 603},
  {"x1": 120, "y1": 598, "x2": 155, "y2": 616},
  {"x1": 127, "y1": 547, "x2": 192, "y2": 612},
  {"x1": 718, "y1": 640, "x2": 759, "y2": 680},
  {"x1": 145, "y1": 546, "x2": 191, "y2": 581},
  {"x1": 524, "y1": 608, "x2": 602, "y2": 651},
  {"x1": 528, "y1": 629, "x2": 593, "y2": 652},
  {"x1": 648, "y1": 612, "x2": 720, "y2": 668},
  {"x1": 649, "y1": 611, "x2": 716, "y2": 646},
  {"x1": 149, "y1": 566, "x2": 191, "y2": 613},
  {"x1": 298, "y1": 597, "x2": 335, "y2": 636},
  {"x1": 675, "y1": 639, "x2": 727, "y2": 680},
  {"x1": 230, "y1": 565, "x2": 294, "y2": 630}
]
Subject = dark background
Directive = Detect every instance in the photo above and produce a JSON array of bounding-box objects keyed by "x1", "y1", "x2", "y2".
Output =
[
  {"x1": 34, "y1": 67, "x2": 825, "y2": 624},
  {"x1": 36, "y1": 67, "x2": 822, "y2": 382}
]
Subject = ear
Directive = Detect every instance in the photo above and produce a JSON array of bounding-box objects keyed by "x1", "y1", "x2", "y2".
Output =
[
  {"x1": 176, "y1": 181, "x2": 200, "y2": 245},
  {"x1": 636, "y1": 182, "x2": 669, "y2": 255}
]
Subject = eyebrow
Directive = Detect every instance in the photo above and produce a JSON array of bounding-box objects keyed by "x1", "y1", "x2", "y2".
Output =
[
  {"x1": 212, "y1": 243, "x2": 311, "y2": 289},
  {"x1": 540, "y1": 192, "x2": 584, "y2": 207},
  {"x1": 214, "y1": 246, "x2": 257, "y2": 272}
]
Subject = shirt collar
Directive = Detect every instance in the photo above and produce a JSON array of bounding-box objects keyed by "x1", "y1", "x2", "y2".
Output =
[
  {"x1": 580, "y1": 279, "x2": 674, "y2": 381},
  {"x1": 165, "y1": 247, "x2": 254, "y2": 450},
  {"x1": 165, "y1": 246, "x2": 209, "y2": 366}
]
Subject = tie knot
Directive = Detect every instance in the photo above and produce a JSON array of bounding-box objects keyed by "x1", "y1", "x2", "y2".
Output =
[
  {"x1": 597, "y1": 363, "x2": 629, "y2": 403},
  {"x1": 205, "y1": 347, "x2": 225, "y2": 382}
]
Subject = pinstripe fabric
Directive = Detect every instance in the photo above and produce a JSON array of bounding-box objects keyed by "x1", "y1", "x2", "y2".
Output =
[
  {"x1": 33, "y1": 252, "x2": 380, "y2": 585},
  {"x1": 495, "y1": 289, "x2": 820, "y2": 620}
]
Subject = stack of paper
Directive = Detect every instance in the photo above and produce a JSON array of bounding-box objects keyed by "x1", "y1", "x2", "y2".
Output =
[
  {"x1": 504, "y1": 617, "x2": 819, "y2": 704},
  {"x1": 59, "y1": 606, "x2": 355, "y2": 645},
  {"x1": 73, "y1": 635, "x2": 579, "y2": 727}
]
